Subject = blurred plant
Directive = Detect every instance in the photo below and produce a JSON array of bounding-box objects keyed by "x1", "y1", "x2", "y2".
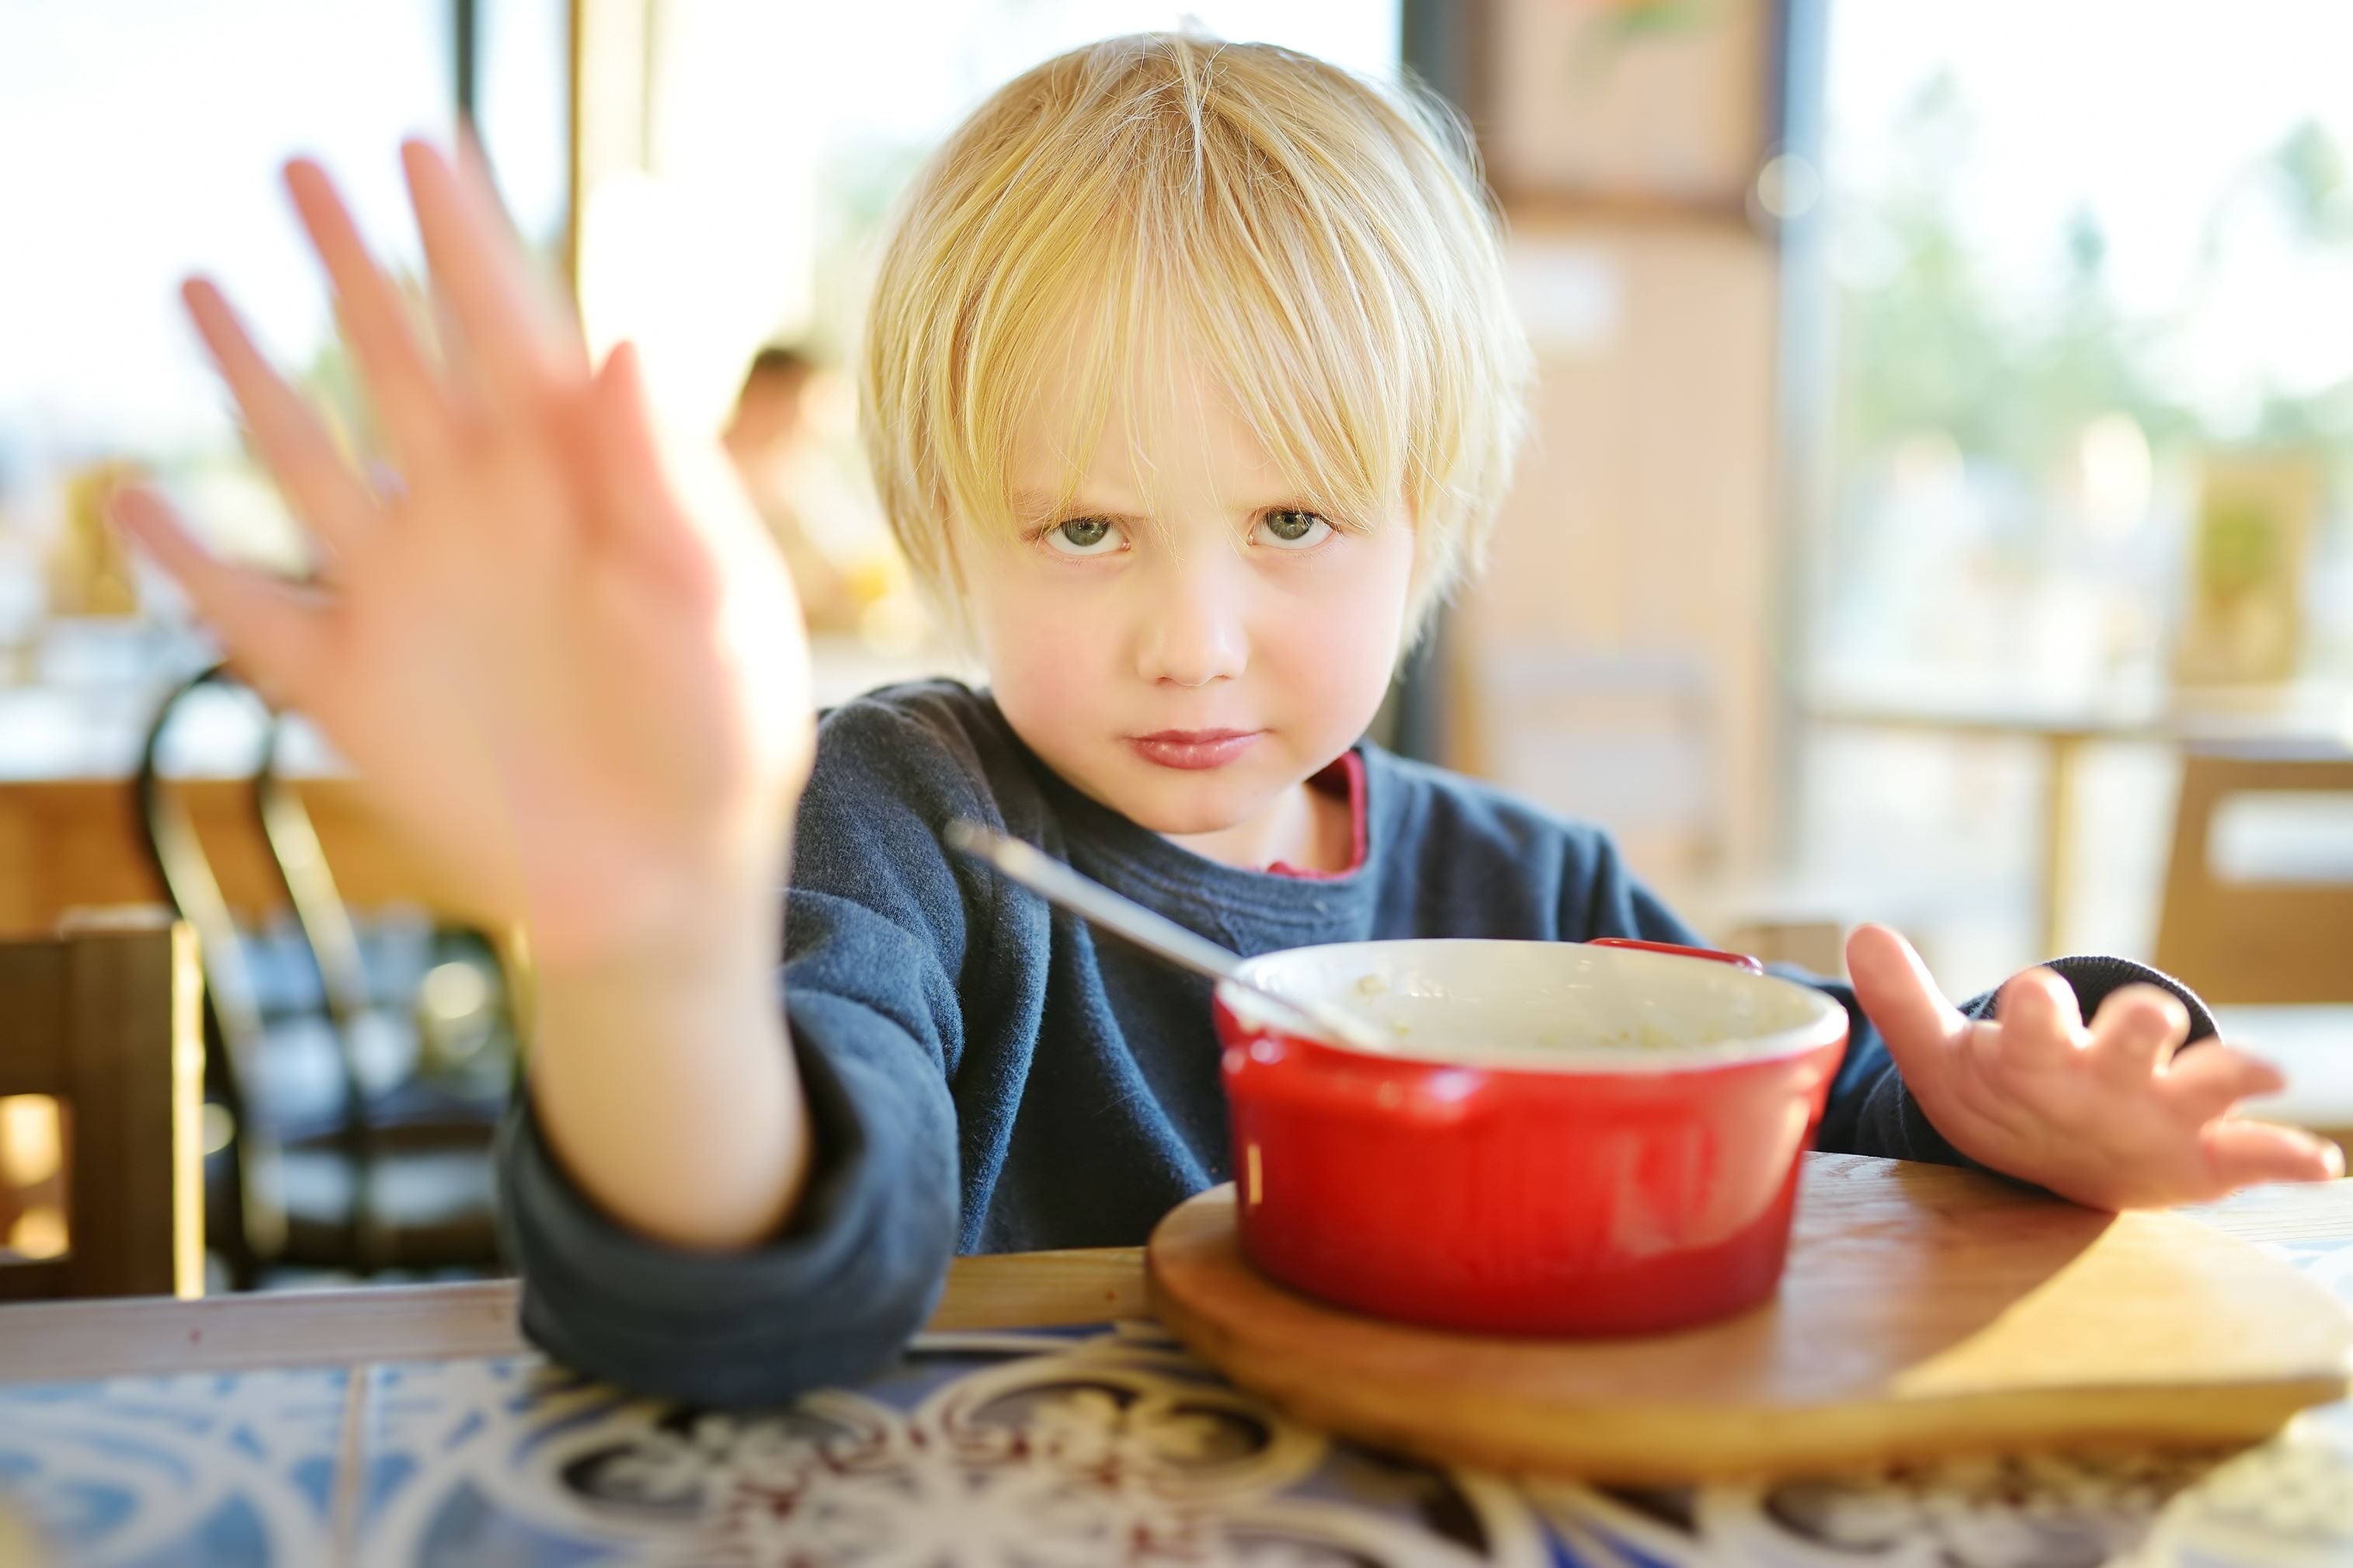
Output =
[
  {"x1": 1566, "y1": 0, "x2": 1727, "y2": 90},
  {"x1": 1823, "y1": 72, "x2": 2353, "y2": 684},
  {"x1": 2261, "y1": 119, "x2": 2351, "y2": 245},
  {"x1": 2197, "y1": 493, "x2": 2285, "y2": 597},
  {"x1": 1580, "y1": 0, "x2": 1720, "y2": 40},
  {"x1": 1833, "y1": 72, "x2": 2189, "y2": 495}
]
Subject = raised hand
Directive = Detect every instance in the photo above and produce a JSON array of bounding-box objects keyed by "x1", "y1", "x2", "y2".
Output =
[
  {"x1": 1847, "y1": 923, "x2": 2343, "y2": 1209},
  {"x1": 114, "y1": 141, "x2": 815, "y2": 973}
]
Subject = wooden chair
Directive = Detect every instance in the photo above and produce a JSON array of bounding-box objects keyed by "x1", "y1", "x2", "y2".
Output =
[
  {"x1": 0, "y1": 910, "x2": 203, "y2": 1300},
  {"x1": 2154, "y1": 746, "x2": 2353, "y2": 1005},
  {"x1": 143, "y1": 667, "x2": 525, "y2": 1288}
]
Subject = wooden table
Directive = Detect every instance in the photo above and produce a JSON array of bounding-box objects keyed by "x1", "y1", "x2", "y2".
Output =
[
  {"x1": 4, "y1": 1190, "x2": 2352, "y2": 1566},
  {"x1": 0, "y1": 1246, "x2": 1146, "y2": 1388},
  {"x1": 1807, "y1": 683, "x2": 2353, "y2": 954}
]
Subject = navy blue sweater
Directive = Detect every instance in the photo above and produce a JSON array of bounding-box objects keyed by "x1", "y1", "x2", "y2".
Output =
[{"x1": 496, "y1": 680, "x2": 2216, "y2": 1406}]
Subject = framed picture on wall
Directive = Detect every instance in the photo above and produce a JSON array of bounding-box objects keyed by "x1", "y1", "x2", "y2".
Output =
[
  {"x1": 2173, "y1": 451, "x2": 2320, "y2": 691},
  {"x1": 1477, "y1": 0, "x2": 1774, "y2": 218}
]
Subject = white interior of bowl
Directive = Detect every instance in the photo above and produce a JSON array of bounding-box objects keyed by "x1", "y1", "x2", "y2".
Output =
[{"x1": 1224, "y1": 939, "x2": 1845, "y2": 1073}]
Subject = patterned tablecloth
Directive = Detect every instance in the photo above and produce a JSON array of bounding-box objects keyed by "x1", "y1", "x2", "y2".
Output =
[{"x1": 4, "y1": 1230, "x2": 2351, "y2": 1567}]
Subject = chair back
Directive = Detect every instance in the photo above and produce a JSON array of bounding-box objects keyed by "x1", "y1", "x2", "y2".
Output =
[
  {"x1": 134, "y1": 666, "x2": 517, "y2": 1284},
  {"x1": 2154, "y1": 746, "x2": 2353, "y2": 1004},
  {"x1": 0, "y1": 910, "x2": 202, "y2": 1299}
]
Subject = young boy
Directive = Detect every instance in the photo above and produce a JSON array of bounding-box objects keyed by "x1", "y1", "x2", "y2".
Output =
[{"x1": 119, "y1": 33, "x2": 2339, "y2": 1410}]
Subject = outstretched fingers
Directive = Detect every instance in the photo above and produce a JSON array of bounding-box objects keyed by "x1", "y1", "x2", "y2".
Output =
[
  {"x1": 1991, "y1": 967, "x2": 2086, "y2": 1071},
  {"x1": 284, "y1": 158, "x2": 455, "y2": 474},
  {"x1": 110, "y1": 487, "x2": 328, "y2": 705},
  {"x1": 2202, "y1": 1118, "x2": 2345, "y2": 1191},
  {"x1": 2163, "y1": 1041, "x2": 2289, "y2": 1119},
  {"x1": 182, "y1": 279, "x2": 377, "y2": 560},
  {"x1": 455, "y1": 125, "x2": 587, "y2": 374},
  {"x1": 401, "y1": 137, "x2": 585, "y2": 416},
  {"x1": 2087, "y1": 983, "x2": 2189, "y2": 1086}
]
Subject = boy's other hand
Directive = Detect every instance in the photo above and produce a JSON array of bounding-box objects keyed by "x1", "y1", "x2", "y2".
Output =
[
  {"x1": 1846, "y1": 923, "x2": 2344, "y2": 1209},
  {"x1": 111, "y1": 140, "x2": 815, "y2": 973}
]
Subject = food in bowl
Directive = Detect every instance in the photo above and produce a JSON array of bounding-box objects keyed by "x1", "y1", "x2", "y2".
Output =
[{"x1": 1215, "y1": 938, "x2": 1850, "y2": 1336}]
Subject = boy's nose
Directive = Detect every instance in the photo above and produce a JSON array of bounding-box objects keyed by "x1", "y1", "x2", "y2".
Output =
[{"x1": 1135, "y1": 568, "x2": 1249, "y2": 688}]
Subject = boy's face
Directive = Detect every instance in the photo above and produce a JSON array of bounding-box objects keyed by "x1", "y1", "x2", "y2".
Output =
[{"x1": 958, "y1": 342, "x2": 1415, "y2": 858}]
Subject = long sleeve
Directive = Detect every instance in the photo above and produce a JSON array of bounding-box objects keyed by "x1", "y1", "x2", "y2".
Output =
[{"x1": 495, "y1": 698, "x2": 996, "y2": 1408}]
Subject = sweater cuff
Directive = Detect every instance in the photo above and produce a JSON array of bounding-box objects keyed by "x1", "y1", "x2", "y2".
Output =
[
  {"x1": 495, "y1": 1011, "x2": 955, "y2": 1408},
  {"x1": 1872, "y1": 954, "x2": 2220, "y2": 1173}
]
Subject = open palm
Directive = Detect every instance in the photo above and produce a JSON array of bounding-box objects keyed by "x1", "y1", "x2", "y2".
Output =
[
  {"x1": 1848, "y1": 924, "x2": 2341, "y2": 1208},
  {"x1": 116, "y1": 142, "x2": 814, "y2": 970}
]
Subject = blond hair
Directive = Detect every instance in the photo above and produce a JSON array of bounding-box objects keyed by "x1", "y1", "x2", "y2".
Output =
[{"x1": 860, "y1": 32, "x2": 1531, "y2": 641}]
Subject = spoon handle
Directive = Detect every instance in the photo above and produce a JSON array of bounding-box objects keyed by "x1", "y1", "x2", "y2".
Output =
[
  {"x1": 942, "y1": 819, "x2": 1387, "y2": 1051},
  {"x1": 944, "y1": 819, "x2": 1246, "y2": 984}
]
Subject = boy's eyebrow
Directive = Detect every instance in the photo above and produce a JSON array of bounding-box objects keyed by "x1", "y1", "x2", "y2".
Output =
[
  {"x1": 1010, "y1": 488, "x2": 1340, "y2": 524},
  {"x1": 1010, "y1": 488, "x2": 1151, "y2": 524}
]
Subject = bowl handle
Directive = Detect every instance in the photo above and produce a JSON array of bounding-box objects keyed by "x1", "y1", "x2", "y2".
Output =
[
  {"x1": 1587, "y1": 937, "x2": 1764, "y2": 973},
  {"x1": 1222, "y1": 1038, "x2": 1493, "y2": 1128}
]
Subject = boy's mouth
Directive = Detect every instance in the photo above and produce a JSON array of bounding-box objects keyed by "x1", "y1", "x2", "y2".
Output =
[{"x1": 1128, "y1": 728, "x2": 1263, "y2": 770}]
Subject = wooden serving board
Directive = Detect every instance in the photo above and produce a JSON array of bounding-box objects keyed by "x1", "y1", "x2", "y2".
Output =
[{"x1": 1147, "y1": 1153, "x2": 2353, "y2": 1483}]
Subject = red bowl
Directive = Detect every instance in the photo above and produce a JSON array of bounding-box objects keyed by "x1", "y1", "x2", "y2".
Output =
[{"x1": 1215, "y1": 938, "x2": 1849, "y2": 1336}]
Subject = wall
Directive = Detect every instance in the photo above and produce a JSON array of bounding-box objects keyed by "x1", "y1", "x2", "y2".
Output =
[{"x1": 1444, "y1": 0, "x2": 1790, "y2": 921}]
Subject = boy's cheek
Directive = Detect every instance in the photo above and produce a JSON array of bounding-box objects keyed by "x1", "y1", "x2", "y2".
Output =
[
  {"x1": 1270, "y1": 547, "x2": 1415, "y2": 711},
  {"x1": 998, "y1": 639, "x2": 1110, "y2": 735},
  {"x1": 1274, "y1": 605, "x2": 1403, "y2": 728},
  {"x1": 969, "y1": 579, "x2": 1121, "y2": 732}
]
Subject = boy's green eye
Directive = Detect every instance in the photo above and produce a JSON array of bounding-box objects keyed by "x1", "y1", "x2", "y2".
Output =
[
  {"x1": 1045, "y1": 517, "x2": 1123, "y2": 555},
  {"x1": 1254, "y1": 509, "x2": 1333, "y2": 549}
]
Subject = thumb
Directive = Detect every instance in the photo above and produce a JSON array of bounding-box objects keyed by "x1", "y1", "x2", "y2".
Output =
[{"x1": 1847, "y1": 923, "x2": 1969, "y2": 1073}]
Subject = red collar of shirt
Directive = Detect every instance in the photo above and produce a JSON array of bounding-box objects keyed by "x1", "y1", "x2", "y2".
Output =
[{"x1": 1266, "y1": 749, "x2": 1368, "y2": 880}]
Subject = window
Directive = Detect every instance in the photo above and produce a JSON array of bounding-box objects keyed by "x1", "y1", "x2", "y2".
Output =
[
  {"x1": 1809, "y1": 0, "x2": 2353, "y2": 701},
  {"x1": 1792, "y1": 0, "x2": 2353, "y2": 981}
]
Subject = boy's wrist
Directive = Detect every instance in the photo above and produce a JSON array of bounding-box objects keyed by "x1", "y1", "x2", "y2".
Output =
[
  {"x1": 523, "y1": 869, "x2": 808, "y2": 1252},
  {"x1": 527, "y1": 849, "x2": 784, "y2": 993}
]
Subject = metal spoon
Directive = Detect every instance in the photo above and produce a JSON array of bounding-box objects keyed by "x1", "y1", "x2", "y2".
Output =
[{"x1": 943, "y1": 819, "x2": 1394, "y2": 1052}]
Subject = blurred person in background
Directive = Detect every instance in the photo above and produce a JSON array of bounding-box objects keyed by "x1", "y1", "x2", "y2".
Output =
[{"x1": 721, "y1": 346, "x2": 856, "y2": 634}]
